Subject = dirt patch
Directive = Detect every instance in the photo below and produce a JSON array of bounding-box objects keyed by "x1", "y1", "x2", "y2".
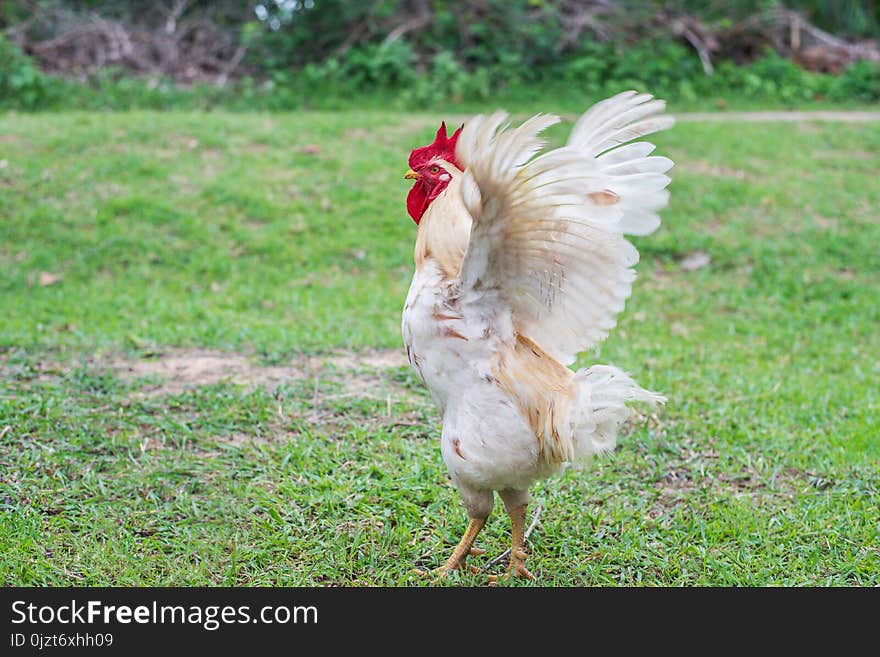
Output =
[
  {"x1": 111, "y1": 347, "x2": 412, "y2": 398},
  {"x1": 316, "y1": 350, "x2": 408, "y2": 370},
  {"x1": 94, "y1": 182, "x2": 127, "y2": 200},
  {"x1": 209, "y1": 432, "x2": 255, "y2": 448},
  {"x1": 675, "y1": 111, "x2": 880, "y2": 123},
  {"x1": 815, "y1": 149, "x2": 877, "y2": 160},
  {"x1": 113, "y1": 349, "x2": 296, "y2": 394},
  {"x1": 0, "y1": 134, "x2": 21, "y2": 145},
  {"x1": 165, "y1": 133, "x2": 200, "y2": 151},
  {"x1": 558, "y1": 110, "x2": 880, "y2": 126},
  {"x1": 192, "y1": 431, "x2": 288, "y2": 456},
  {"x1": 99, "y1": 347, "x2": 432, "y2": 447}
]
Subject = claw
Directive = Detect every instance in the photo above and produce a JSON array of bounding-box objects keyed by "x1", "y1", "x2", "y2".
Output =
[
  {"x1": 509, "y1": 563, "x2": 535, "y2": 581},
  {"x1": 469, "y1": 546, "x2": 487, "y2": 556},
  {"x1": 434, "y1": 564, "x2": 456, "y2": 577}
]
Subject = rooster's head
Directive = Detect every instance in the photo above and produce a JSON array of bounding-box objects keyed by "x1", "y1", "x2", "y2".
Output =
[{"x1": 405, "y1": 122, "x2": 463, "y2": 224}]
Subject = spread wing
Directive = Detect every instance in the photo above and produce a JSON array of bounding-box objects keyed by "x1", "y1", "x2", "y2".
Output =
[{"x1": 455, "y1": 91, "x2": 674, "y2": 365}]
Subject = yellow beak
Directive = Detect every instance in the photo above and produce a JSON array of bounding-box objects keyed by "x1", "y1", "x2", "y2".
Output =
[{"x1": 404, "y1": 169, "x2": 419, "y2": 180}]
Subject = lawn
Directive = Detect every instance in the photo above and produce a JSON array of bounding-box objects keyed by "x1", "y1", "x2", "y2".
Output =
[{"x1": 0, "y1": 109, "x2": 878, "y2": 585}]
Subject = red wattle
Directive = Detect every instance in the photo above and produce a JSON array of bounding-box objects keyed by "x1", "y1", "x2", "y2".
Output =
[{"x1": 407, "y1": 183, "x2": 429, "y2": 224}]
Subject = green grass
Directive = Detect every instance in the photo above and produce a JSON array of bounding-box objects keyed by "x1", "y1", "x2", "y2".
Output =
[{"x1": 1, "y1": 110, "x2": 878, "y2": 585}]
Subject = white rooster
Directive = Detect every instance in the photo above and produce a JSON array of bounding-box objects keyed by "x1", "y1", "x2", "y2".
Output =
[{"x1": 401, "y1": 91, "x2": 673, "y2": 580}]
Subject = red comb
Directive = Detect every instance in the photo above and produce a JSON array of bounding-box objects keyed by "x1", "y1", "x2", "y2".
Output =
[{"x1": 408, "y1": 122, "x2": 463, "y2": 170}]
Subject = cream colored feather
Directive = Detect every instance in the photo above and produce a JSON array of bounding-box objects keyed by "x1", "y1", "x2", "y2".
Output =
[{"x1": 454, "y1": 91, "x2": 674, "y2": 365}]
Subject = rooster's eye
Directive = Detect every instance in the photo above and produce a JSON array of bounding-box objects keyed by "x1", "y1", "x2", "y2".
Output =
[{"x1": 430, "y1": 166, "x2": 440, "y2": 174}]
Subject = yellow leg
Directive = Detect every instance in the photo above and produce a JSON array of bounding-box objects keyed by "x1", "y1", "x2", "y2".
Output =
[
  {"x1": 436, "y1": 517, "x2": 487, "y2": 575},
  {"x1": 507, "y1": 504, "x2": 535, "y2": 580}
]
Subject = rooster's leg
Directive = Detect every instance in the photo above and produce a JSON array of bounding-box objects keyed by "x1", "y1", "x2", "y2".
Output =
[
  {"x1": 500, "y1": 489, "x2": 535, "y2": 580},
  {"x1": 507, "y1": 503, "x2": 535, "y2": 580},
  {"x1": 436, "y1": 516, "x2": 487, "y2": 575}
]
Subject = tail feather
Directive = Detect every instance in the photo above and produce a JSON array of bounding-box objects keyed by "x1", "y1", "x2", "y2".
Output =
[{"x1": 567, "y1": 364, "x2": 664, "y2": 460}]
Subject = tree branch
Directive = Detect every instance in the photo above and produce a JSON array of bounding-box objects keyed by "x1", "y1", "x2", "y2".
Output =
[{"x1": 216, "y1": 43, "x2": 247, "y2": 88}]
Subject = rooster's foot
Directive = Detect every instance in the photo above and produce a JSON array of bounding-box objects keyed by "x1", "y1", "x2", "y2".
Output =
[
  {"x1": 420, "y1": 517, "x2": 487, "y2": 580},
  {"x1": 503, "y1": 503, "x2": 536, "y2": 581},
  {"x1": 505, "y1": 548, "x2": 535, "y2": 581},
  {"x1": 434, "y1": 547, "x2": 485, "y2": 577}
]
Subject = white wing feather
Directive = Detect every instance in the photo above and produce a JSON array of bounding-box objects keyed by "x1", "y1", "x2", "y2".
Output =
[{"x1": 454, "y1": 91, "x2": 674, "y2": 365}]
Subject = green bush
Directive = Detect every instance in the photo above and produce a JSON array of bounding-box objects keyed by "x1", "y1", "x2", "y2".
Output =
[
  {"x1": 0, "y1": 30, "x2": 877, "y2": 111},
  {"x1": 0, "y1": 36, "x2": 55, "y2": 109},
  {"x1": 402, "y1": 51, "x2": 493, "y2": 105},
  {"x1": 829, "y1": 60, "x2": 880, "y2": 102},
  {"x1": 342, "y1": 41, "x2": 418, "y2": 89}
]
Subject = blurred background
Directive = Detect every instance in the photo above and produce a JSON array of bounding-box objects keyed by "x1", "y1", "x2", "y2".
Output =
[{"x1": 1, "y1": 0, "x2": 878, "y2": 111}]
